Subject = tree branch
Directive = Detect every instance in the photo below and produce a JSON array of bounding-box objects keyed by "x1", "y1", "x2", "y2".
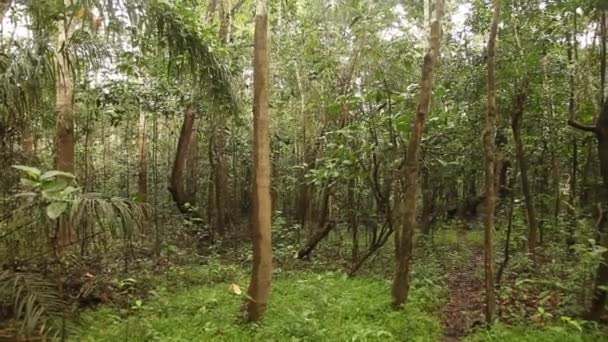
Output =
[
  {"x1": 230, "y1": 0, "x2": 246, "y2": 16},
  {"x1": 568, "y1": 119, "x2": 597, "y2": 133}
]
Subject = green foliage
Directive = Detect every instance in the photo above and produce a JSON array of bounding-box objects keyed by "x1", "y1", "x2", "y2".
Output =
[
  {"x1": 0, "y1": 271, "x2": 68, "y2": 339},
  {"x1": 76, "y1": 269, "x2": 443, "y2": 341},
  {"x1": 13, "y1": 165, "x2": 78, "y2": 220}
]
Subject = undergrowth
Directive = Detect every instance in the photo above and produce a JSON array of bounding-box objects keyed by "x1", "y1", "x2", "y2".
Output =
[
  {"x1": 75, "y1": 268, "x2": 445, "y2": 341},
  {"x1": 465, "y1": 323, "x2": 608, "y2": 341}
]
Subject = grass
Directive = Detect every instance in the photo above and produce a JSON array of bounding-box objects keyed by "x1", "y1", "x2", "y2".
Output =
[
  {"x1": 75, "y1": 267, "x2": 445, "y2": 341},
  {"x1": 72, "y1": 227, "x2": 608, "y2": 341}
]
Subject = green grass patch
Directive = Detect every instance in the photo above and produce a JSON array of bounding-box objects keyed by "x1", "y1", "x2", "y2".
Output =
[{"x1": 75, "y1": 269, "x2": 444, "y2": 341}]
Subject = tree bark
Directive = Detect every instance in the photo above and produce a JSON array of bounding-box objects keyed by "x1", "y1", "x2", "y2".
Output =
[
  {"x1": 53, "y1": 0, "x2": 76, "y2": 253},
  {"x1": 137, "y1": 111, "x2": 148, "y2": 201},
  {"x1": 510, "y1": 81, "x2": 538, "y2": 261},
  {"x1": 0, "y1": 0, "x2": 11, "y2": 24},
  {"x1": 391, "y1": 0, "x2": 443, "y2": 309},
  {"x1": 246, "y1": 0, "x2": 272, "y2": 322},
  {"x1": 296, "y1": 185, "x2": 333, "y2": 259},
  {"x1": 482, "y1": 0, "x2": 501, "y2": 325},
  {"x1": 169, "y1": 106, "x2": 197, "y2": 214},
  {"x1": 209, "y1": 129, "x2": 231, "y2": 233}
]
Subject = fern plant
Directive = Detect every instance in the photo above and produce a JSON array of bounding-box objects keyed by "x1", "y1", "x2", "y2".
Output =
[{"x1": 0, "y1": 271, "x2": 68, "y2": 339}]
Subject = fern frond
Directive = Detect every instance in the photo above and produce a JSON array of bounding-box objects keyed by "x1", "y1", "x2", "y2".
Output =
[{"x1": 0, "y1": 271, "x2": 67, "y2": 339}]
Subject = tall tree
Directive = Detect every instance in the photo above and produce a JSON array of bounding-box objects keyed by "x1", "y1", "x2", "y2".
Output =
[
  {"x1": 567, "y1": 9, "x2": 608, "y2": 322},
  {"x1": 510, "y1": 80, "x2": 538, "y2": 261},
  {"x1": 137, "y1": 110, "x2": 148, "y2": 201},
  {"x1": 482, "y1": 0, "x2": 501, "y2": 324},
  {"x1": 54, "y1": 0, "x2": 75, "y2": 173},
  {"x1": 246, "y1": 0, "x2": 272, "y2": 322},
  {"x1": 391, "y1": 0, "x2": 443, "y2": 308},
  {"x1": 53, "y1": 0, "x2": 77, "y2": 252}
]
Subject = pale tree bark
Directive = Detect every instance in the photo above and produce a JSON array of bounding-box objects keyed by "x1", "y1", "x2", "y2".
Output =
[
  {"x1": 482, "y1": 0, "x2": 501, "y2": 325},
  {"x1": 0, "y1": 0, "x2": 11, "y2": 25},
  {"x1": 53, "y1": 0, "x2": 76, "y2": 253},
  {"x1": 391, "y1": 0, "x2": 443, "y2": 308},
  {"x1": 54, "y1": 1, "x2": 75, "y2": 173},
  {"x1": 510, "y1": 81, "x2": 538, "y2": 261},
  {"x1": 246, "y1": 0, "x2": 272, "y2": 322},
  {"x1": 137, "y1": 111, "x2": 148, "y2": 201}
]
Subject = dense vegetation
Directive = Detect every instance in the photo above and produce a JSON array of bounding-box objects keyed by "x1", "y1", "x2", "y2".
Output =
[{"x1": 1, "y1": 0, "x2": 608, "y2": 340}]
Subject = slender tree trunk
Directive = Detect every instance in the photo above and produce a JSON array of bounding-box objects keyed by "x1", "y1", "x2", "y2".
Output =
[
  {"x1": 209, "y1": 130, "x2": 230, "y2": 233},
  {"x1": 497, "y1": 160, "x2": 518, "y2": 286},
  {"x1": 137, "y1": 111, "x2": 148, "y2": 201},
  {"x1": 54, "y1": 1, "x2": 76, "y2": 252},
  {"x1": 296, "y1": 185, "x2": 333, "y2": 259},
  {"x1": 246, "y1": 0, "x2": 272, "y2": 322},
  {"x1": 208, "y1": 0, "x2": 232, "y2": 234},
  {"x1": 420, "y1": 166, "x2": 435, "y2": 235},
  {"x1": 482, "y1": 0, "x2": 501, "y2": 325},
  {"x1": 510, "y1": 81, "x2": 538, "y2": 261},
  {"x1": 169, "y1": 106, "x2": 197, "y2": 214},
  {"x1": 54, "y1": 6, "x2": 74, "y2": 174},
  {"x1": 391, "y1": 0, "x2": 443, "y2": 309},
  {"x1": 588, "y1": 125, "x2": 608, "y2": 320}
]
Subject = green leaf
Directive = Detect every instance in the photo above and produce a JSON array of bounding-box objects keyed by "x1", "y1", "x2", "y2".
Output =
[
  {"x1": 41, "y1": 179, "x2": 69, "y2": 193},
  {"x1": 20, "y1": 177, "x2": 40, "y2": 188},
  {"x1": 46, "y1": 202, "x2": 68, "y2": 219},
  {"x1": 40, "y1": 171, "x2": 75, "y2": 181},
  {"x1": 12, "y1": 165, "x2": 41, "y2": 179}
]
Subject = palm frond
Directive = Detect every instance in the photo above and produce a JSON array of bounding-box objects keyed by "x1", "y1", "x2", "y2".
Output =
[
  {"x1": 0, "y1": 42, "x2": 56, "y2": 119},
  {"x1": 0, "y1": 271, "x2": 67, "y2": 339},
  {"x1": 70, "y1": 193, "x2": 152, "y2": 249},
  {"x1": 146, "y1": 0, "x2": 240, "y2": 112}
]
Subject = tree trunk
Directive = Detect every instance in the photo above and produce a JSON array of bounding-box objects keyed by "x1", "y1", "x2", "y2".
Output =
[
  {"x1": 420, "y1": 166, "x2": 435, "y2": 235},
  {"x1": 482, "y1": 0, "x2": 501, "y2": 325},
  {"x1": 587, "y1": 127, "x2": 608, "y2": 320},
  {"x1": 391, "y1": 0, "x2": 443, "y2": 309},
  {"x1": 0, "y1": 0, "x2": 11, "y2": 24},
  {"x1": 510, "y1": 81, "x2": 538, "y2": 261},
  {"x1": 246, "y1": 0, "x2": 272, "y2": 322},
  {"x1": 185, "y1": 122, "x2": 198, "y2": 206},
  {"x1": 209, "y1": 130, "x2": 230, "y2": 233},
  {"x1": 137, "y1": 111, "x2": 148, "y2": 201},
  {"x1": 296, "y1": 185, "x2": 333, "y2": 259},
  {"x1": 169, "y1": 106, "x2": 197, "y2": 214},
  {"x1": 53, "y1": 1, "x2": 76, "y2": 252}
]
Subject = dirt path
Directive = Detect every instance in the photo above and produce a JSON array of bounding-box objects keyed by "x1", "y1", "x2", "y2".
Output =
[{"x1": 440, "y1": 235, "x2": 484, "y2": 341}]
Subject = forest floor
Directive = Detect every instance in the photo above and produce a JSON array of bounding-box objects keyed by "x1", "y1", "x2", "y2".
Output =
[
  {"x1": 440, "y1": 230, "x2": 484, "y2": 341},
  {"x1": 67, "y1": 228, "x2": 608, "y2": 341}
]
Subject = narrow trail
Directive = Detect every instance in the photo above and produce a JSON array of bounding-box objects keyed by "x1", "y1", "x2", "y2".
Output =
[{"x1": 440, "y1": 232, "x2": 484, "y2": 341}]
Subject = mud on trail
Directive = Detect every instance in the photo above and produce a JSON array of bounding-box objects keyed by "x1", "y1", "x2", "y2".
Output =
[{"x1": 440, "y1": 235, "x2": 485, "y2": 341}]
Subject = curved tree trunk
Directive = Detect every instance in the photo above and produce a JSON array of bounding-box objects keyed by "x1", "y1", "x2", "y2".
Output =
[
  {"x1": 510, "y1": 81, "x2": 538, "y2": 261},
  {"x1": 246, "y1": 0, "x2": 272, "y2": 322},
  {"x1": 169, "y1": 106, "x2": 197, "y2": 214},
  {"x1": 482, "y1": 0, "x2": 501, "y2": 325},
  {"x1": 391, "y1": 0, "x2": 443, "y2": 309}
]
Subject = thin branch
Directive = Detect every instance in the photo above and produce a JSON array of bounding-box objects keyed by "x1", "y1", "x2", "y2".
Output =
[
  {"x1": 230, "y1": 0, "x2": 246, "y2": 16},
  {"x1": 567, "y1": 119, "x2": 597, "y2": 133}
]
